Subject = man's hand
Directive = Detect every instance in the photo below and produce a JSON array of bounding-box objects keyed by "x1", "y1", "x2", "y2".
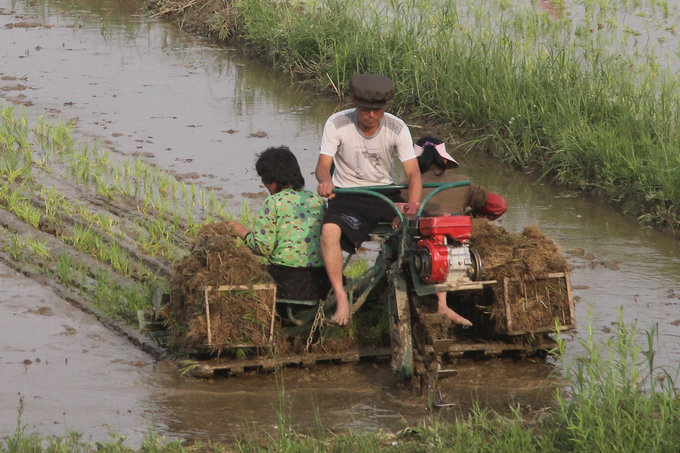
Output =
[
  {"x1": 317, "y1": 181, "x2": 336, "y2": 199},
  {"x1": 391, "y1": 216, "x2": 402, "y2": 229},
  {"x1": 315, "y1": 154, "x2": 336, "y2": 199}
]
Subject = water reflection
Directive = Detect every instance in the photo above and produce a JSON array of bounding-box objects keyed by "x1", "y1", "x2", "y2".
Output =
[{"x1": 1, "y1": 0, "x2": 333, "y2": 204}]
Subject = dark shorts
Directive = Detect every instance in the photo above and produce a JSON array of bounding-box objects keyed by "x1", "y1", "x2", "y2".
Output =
[
  {"x1": 267, "y1": 265, "x2": 331, "y2": 301},
  {"x1": 323, "y1": 191, "x2": 404, "y2": 253}
]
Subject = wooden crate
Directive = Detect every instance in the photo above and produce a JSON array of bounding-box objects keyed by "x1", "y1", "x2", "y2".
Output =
[
  {"x1": 501, "y1": 272, "x2": 575, "y2": 335},
  {"x1": 203, "y1": 283, "x2": 277, "y2": 348}
]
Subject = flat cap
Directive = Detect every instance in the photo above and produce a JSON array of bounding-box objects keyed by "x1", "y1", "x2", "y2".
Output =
[{"x1": 349, "y1": 74, "x2": 394, "y2": 109}]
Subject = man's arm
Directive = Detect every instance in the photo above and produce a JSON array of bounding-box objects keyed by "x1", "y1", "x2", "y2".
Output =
[
  {"x1": 402, "y1": 158, "x2": 422, "y2": 204},
  {"x1": 315, "y1": 154, "x2": 335, "y2": 198}
]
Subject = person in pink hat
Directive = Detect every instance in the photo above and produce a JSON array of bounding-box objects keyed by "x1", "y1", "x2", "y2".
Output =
[{"x1": 414, "y1": 135, "x2": 507, "y2": 326}]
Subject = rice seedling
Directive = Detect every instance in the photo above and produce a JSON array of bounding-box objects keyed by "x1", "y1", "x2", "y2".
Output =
[
  {"x1": 101, "y1": 241, "x2": 133, "y2": 277},
  {"x1": 0, "y1": 146, "x2": 28, "y2": 184},
  {"x1": 142, "y1": 217, "x2": 172, "y2": 251},
  {"x1": 90, "y1": 269, "x2": 145, "y2": 320},
  {"x1": 13, "y1": 200, "x2": 42, "y2": 229},
  {"x1": 0, "y1": 182, "x2": 10, "y2": 203},
  {"x1": 184, "y1": 222, "x2": 201, "y2": 238},
  {"x1": 178, "y1": 360, "x2": 201, "y2": 376},
  {"x1": 138, "y1": 235, "x2": 163, "y2": 257},
  {"x1": 238, "y1": 201, "x2": 253, "y2": 229},
  {"x1": 64, "y1": 224, "x2": 99, "y2": 256},
  {"x1": 2, "y1": 185, "x2": 24, "y2": 212},
  {"x1": 96, "y1": 177, "x2": 115, "y2": 200},
  {"x1": 7, "y1": 234, "x2": 26, "y2": 261},
  {"x1": 342, "y1": 256, "x2": 368, "y2": 281},
  {"x1": 26, "y1": 237, "x2": 50, "y2": 259},
  {"x1": 55, "y1": 254, "x2": 79, "y2": 284}
]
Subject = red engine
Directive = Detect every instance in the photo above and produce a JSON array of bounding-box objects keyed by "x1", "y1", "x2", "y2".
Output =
[{"x1": 412, "y1": 215, "x2": 480, "y2": 284}]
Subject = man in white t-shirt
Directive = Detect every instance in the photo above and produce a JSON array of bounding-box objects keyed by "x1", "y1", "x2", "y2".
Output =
[{"x1": 315, "y1": 73, "x2": 422, "y2": 327}]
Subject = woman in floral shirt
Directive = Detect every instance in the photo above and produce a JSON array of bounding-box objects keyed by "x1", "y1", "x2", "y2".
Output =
[{"x1": 230, "y1": 146, "x2": 329, "y2": 300}]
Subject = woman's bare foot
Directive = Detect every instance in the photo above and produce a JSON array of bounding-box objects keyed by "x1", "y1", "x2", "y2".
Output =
[
  {"x1": 436, "y1": 291, "x2": 472, "y2": 326},
  {"x1": 438, "y1": 305, "x2": 473, "y2": 326}
]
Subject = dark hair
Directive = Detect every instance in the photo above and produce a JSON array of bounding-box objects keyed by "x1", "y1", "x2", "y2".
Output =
[
  {"x1": 255, "y1": 146, "x2": 305, "y2": 190},
  {"x1": 415, "y1": 135, "x2": 447, "y2": 175}
]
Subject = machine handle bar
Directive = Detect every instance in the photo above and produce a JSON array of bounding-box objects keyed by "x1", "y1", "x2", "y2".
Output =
[{"x1": 333, "y1": 180, "x2": 471, "y2": 220}]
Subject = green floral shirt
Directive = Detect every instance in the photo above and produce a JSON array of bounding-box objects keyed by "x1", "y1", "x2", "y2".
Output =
[{"x1": 245, "y1": 188, "x2": 326, "y2": 268}]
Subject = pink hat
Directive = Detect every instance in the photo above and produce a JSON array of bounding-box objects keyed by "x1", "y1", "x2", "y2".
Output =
[{"x1": 414, "y1": 138, "x2": 459, "y2": 169}]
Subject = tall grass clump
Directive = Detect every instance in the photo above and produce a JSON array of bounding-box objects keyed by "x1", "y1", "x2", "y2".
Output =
[
  {"x1": 218, "y1": 0, "x2": 680, "y2": 231},
  {"x1": 549, "y1": 311, "x2": 680, "y2": 451}
]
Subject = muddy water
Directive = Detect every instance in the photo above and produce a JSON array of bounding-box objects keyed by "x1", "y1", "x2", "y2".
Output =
[
  {"x1": 1, "y1": 0, "x2": 679, "y2": 444},
  {"x1": 0, "y1": 260, "x2": 157, "y2": 441},
  {"x1": 0, "y1": 0, "x2": 332, "y2": 192},
  {"x1": 0, "y1": 250, "x2": 555, "y2": 443}
]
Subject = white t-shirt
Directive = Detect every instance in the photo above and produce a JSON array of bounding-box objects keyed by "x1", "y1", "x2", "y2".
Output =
[{"x1": 319, "y1": 109, "x2": 416, "y2": 188}]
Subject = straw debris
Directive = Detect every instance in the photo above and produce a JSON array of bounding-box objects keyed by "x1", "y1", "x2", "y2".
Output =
[
  {"x1": 163, "y1": 221, "x2": 276, "y2": 354},
  {"x1": 470, "y1": 218, "x2": 572, "y2": 333}
]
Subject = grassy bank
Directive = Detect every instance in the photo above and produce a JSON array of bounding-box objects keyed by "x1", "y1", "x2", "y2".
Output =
[
  {"x1": 146, "y1": 0, "x2": 680, "y2": 234},
  {"x1": 2, "y1": 317, "x2": 679, "y2": 452}
]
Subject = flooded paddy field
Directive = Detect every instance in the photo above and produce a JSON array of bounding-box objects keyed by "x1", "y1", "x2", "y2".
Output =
[{"x1": 1, "y1": 0, "x2": 679, "y2": 445}]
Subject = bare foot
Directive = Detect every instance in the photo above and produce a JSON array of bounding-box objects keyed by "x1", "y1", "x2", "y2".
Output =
[
  {"x1": 438, "y1": 305, "x2": 473, "y2": 327},
  {"x1": 329, "y1": 291, "x2": 351, "y2": 326}
]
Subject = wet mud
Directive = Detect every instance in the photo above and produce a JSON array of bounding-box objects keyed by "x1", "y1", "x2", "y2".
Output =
[
  {"x1": 0, "y1": 260, "x2": 157, "y2": 443},
  {"x1": 1, "y1": 0, "x2": 680, "y2": 446}
]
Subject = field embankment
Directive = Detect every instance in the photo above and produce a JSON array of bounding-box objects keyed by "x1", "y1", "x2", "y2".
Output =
[{"x1": 145, "y1": 0, "x2": 680, "y2": 234}]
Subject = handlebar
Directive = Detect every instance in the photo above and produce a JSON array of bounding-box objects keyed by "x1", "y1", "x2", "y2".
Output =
[{"x1": 333, "y1": 180, "x2": 471, "y2": 221}]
